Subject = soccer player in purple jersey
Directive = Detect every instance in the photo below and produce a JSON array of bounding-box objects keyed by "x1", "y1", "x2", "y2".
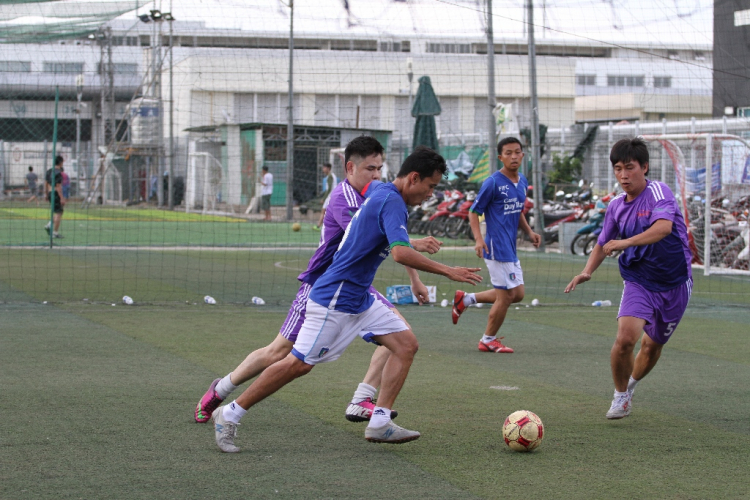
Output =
[
  {"x1": 565, "y1": 137, "x2": 693, "y2": 419},
  {"x1": 195, "y1": 136, "x2": 442, "y2": 426},
  {"x1": 210, "y1": 147, "x2": 482, "y2": 452}
]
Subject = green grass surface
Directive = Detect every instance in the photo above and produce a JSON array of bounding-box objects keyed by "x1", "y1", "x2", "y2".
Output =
[
  {"x1": 1, "y1": 201, "x2": 748, "y2": 498},
  {"x1": 2, "y1": 300, "x2": 748, "y2": 499}
]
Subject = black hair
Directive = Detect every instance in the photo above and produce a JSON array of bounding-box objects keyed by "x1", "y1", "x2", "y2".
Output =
[
  {"x1": 344, "y1": 136, "x2": 384, "y2": 165},
  {"x1": 322, "y1": 162, "x2": 332, "y2": 169},
  {"x1": 397, "y1": 146, "x2": 447, "y2": 180},
  {"x1": 497, "y1": 136, "x2": 523, "y2": 155},
  {"x1": 55, "y1": 155, "x2": 64, "y2": 166},
  {"x1": 28, "y1": 166, "x2": 33, "y2": 172},
  {"x1": 262, "y1": 166, "x2": 269, "y2": 172},
  {"x1": 610, "y1": 138, "x2": 649, "y2": 175}
]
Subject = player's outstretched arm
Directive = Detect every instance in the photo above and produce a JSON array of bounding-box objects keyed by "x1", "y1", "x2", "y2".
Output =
[
  {"x1": 391, "y1": 245, "x2": 482, "y2": 286},
  {"x1": 565, "y1": 244, "x2": 607, "y2": 293},
  {"x1": 602, "y1": 219, "x2": 672, "y2": 255},
  {"x1": 410, "y1": 236, "x2": 443, "y2": 254}
]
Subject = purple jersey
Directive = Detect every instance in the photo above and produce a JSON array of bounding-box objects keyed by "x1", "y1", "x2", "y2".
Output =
[
  {"x1": 297, "y1": 179, "x2": 369, "y2": 285},
  {"x1": 598, "y1": 179, "x2": 692, "y2": 292}
]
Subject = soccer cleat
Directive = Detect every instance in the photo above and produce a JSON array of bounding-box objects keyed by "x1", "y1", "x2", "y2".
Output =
[
  {"x1": 44, "y1": 223, "x2": 50, "y2": 235},
  {"x1": 53, "y1": 232, "x2": 63, "y2": 239},
  {"x1": 345, "y1": 397, "x2": 398, "y2": 422},
  {"x1": 212, "y1": 406, "x2": 240, "y2": 453},
  {"x1": 478, "y1": 337, "x2": 514, "y2": 353},
  {"x1": 452, "y1": 290, "x2": 467, "y2": 324},
  {"x1": 606, "y1": 392, "x2": 632, "y2": 419},
  {"x1": 365, "y1": 420, "x2": 420, "y2": 444},
  {"x1": 195, "y1": 378, "x2": 223, "y2": 423}
]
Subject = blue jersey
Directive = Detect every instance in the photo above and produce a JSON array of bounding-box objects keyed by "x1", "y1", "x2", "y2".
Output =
[
  {"x1": 469, "y1": 170, "x2": 528, "y2": 262},
  {"x1": 309, "y1": 182, "x2": 411, "y2": 314}
]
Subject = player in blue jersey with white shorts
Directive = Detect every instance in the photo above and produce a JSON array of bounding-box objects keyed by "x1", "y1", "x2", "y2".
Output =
[
  {"x1": 210, "y1": 146, "x2": 482, "y2": 451},
  {"x1": 451, "y1": 137, "x2": 541, "y2": 353},
  {"x1": 565, "y1": 137, "x2": 693, "y2": 419},
  {"x1": 195, "y1": 137, "x2": 441, "y2": 426}
]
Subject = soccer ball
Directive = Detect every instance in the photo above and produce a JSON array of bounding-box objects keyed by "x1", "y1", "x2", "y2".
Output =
[
  {"x1": 292, "y1": 222, "x2": 301, "y2": 232},
  {"x1": 502, "y1": 410, "x2": 544, "y2": 452}
]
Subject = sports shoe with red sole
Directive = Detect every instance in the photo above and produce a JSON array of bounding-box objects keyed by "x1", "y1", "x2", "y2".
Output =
[
  {"x1": 195, "y1": 378, "x2": 223, "y2": 423},
  {"x1": 452, "y1": 290, "x2": 467, "y2": 324},
  {"x1": 478, "y1": 337, "x2": 514, "y2": 353}
]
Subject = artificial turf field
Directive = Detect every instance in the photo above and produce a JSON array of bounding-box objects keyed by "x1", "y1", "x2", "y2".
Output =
[{"x1": 1, "y1": 205, "x2": 749, "y2": 498}]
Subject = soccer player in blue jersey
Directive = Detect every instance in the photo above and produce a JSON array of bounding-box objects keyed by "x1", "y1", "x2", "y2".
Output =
[
  {"x1": 565, "y1": 138, "x2": 693, "y2": 419},
  {"x1": 195, "y1": 137, "x2": 441, "y2": 426},
  {"x1": 210, "y1": 146, "x2": 482, "y2": 451},
  {"x1": 451, "y1": 137, "x2": 541, "y2": 352}
]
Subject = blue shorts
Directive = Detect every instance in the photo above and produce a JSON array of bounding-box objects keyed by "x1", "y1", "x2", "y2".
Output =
[
  {"x1": 617, "y1": 278, "x2": 692, "y2": 345},
  {"x1": 279, "y1": 282, "x2": 394, "y2": 342}
]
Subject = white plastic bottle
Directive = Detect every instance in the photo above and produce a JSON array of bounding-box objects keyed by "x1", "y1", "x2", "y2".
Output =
[{"x1": 251, "y1": 296, "x2": 265, "y2": 305}]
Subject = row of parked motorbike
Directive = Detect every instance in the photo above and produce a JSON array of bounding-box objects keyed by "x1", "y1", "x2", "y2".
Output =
[
  {"x1": 688, "y1": 195, "x2": 750, "y2": 270},
  {"x1": 407, "y1": 179, "x2": 605, "y2": 247}
]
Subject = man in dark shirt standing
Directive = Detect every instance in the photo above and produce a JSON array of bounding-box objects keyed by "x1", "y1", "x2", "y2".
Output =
[{"x1": 45, "y1": 155, "x2": 65, "y2": 239}]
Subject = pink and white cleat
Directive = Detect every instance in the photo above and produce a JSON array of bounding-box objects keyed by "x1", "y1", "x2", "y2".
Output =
[{"x1": 195, "y1": 378, "x2": 223, "y2": 423}]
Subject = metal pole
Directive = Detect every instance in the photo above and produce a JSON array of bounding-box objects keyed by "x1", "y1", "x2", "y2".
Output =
[
  {"x1": 661, "y1": 118, "x2": 667, "y2": 184},
  {"x1": 75, "y1": 74, "x2": 83, "y2": 197},
  {"x1": 49, "y1": 87, "x2": 59, "y2": 248},
  {"x1": 285, "y1": 0, "x2": 295, "y2": 221},
  {"x1": 168, "y1": 6, "x2": 174, "y2": 209},
  {"x1": 527, "y1": 0, "x2": 544, "y2": 251},
  {"x1": 607, "y1": 121, "x2": 613, "y2": 191},
  {"x1": 486, "y1": 0, "x2": 497, "y2": 174},
  {"x1": 703, "y1": 134, "x2": 712, "y2": 276},
  {"x1": 156, "y1": 20, "x2": 164, "y2": 207}
]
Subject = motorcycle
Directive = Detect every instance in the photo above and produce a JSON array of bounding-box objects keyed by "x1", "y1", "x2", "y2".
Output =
[
  {"x1": 570, "y1": 193, "x2": 612, "y2": 255},
  {"x1": 443, "y1": 191, "x2": 477, "y2": 240}
]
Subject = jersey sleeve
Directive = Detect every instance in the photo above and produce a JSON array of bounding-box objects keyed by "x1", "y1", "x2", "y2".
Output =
[
  {"x1": 329, "y1": 193, "x2": 358, "y2": 231},
  {"x1": 596, "y1": 200, "x2": 620, "y2": 247},
  {"x1": 648, "y1": 182, "x2": 678, "y2": 225},
  {"x1": 379, "y1": 194, "x2": 411, "y2": 248},
  {"x1": 469, "y1": 177, "x2": 495, "y2": 216}
]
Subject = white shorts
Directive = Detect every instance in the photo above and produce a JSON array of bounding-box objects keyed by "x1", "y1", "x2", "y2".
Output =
[
  {"x1": 291, "y1": 299, "x2": 409, "y2": 365},
  {"x1": 485, "y1": 259, "x2": 524, "y2": 290}
]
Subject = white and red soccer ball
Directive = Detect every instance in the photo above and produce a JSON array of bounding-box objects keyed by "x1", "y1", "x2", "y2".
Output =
[{"x1": 502, "y1": 410, "x2": 544, "y2": 452}]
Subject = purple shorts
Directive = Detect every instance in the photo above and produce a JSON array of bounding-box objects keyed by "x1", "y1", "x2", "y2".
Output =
[
  {"x1": 617, "y1": 278, "x2": 692, "y2": 345},
  {"x1": 279, "y1": 282, "x2": 394, "y2": 342}
]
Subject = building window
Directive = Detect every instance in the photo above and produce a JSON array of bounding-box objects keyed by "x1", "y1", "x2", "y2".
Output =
[
  {"x1": 97, "y1": 63, "x2": 138, "y2": 74},
  {"x1": 0, "y1": 61, "x2": 31, "y2": 72},
  {"x1": 667, "y1": 50, "x2": 680, "y2": 60},
  {"x1": 43, "y1": 62, "x2": 84, "y2": 74},
  {"x1": 426, "y1": 43, "x2": 471, "y2": 54},
  {"x1": 576, "y1": 74, "x2": 596, "y2": 86},
  {"x1": 379, "y1": 41, "x2": 410, "y2": 52},
  {"x1": 607, "y1": 75, "x2": 644, "y2": 87},
  {"x1": 653, "y1": 76, "x2": 672, "y2": 88},
  {"x1": 694, "y1": 51, "x2": 706, "y2": 61}
]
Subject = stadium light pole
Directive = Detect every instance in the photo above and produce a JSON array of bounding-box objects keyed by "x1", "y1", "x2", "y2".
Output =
[
  {"x1": 167, "y1": 5, "x2": 175, "y2": 209},
  {"x1": 285, "y1": 0, "x2": 294, "y2": 221},
  {"x1": 527, "y1": 0, "x2": 545, "y2": 252},
  {"x1": 486, "y1": 0, "x2": 497, "y2": 174}
]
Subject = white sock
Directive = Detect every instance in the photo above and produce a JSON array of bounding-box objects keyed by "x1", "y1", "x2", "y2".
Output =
[
  {"x1": 627, "y1": 376, "x2": 639, "y2": 394},
  {"x1": 614, "y1": 390, "x2": 629, "y2": 399},
  {"x1": 367, "y1": 406, "x2": 391, "y2": 428},
  {"x1": 481, "y1": 335, "x2": 496, "y2": 344},
  {"x1": 223, "y1": 400, "x2": 247, "y2": 424},
  {"x1": 463, "y1": 293, "x2": 477, "y2": 307},
  {"x1": 351, "y1": 383, "x2": 377, "y2": 403},
  {"x1": 215, "y1": 373, "x2": 238, "y2": 400}
]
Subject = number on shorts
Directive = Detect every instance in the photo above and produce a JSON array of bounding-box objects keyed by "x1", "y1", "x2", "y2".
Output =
[{"x1": 664, "y1": 322, "x2": 676, "y2": 337}]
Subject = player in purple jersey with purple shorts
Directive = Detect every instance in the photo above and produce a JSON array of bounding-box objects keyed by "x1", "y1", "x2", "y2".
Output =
[
  {"x1": 565, "y1": 138, "x2": 693, "y2": 420},
  {"x1": 195, "y1": 136, "x2": 442, "y2": 425}
]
